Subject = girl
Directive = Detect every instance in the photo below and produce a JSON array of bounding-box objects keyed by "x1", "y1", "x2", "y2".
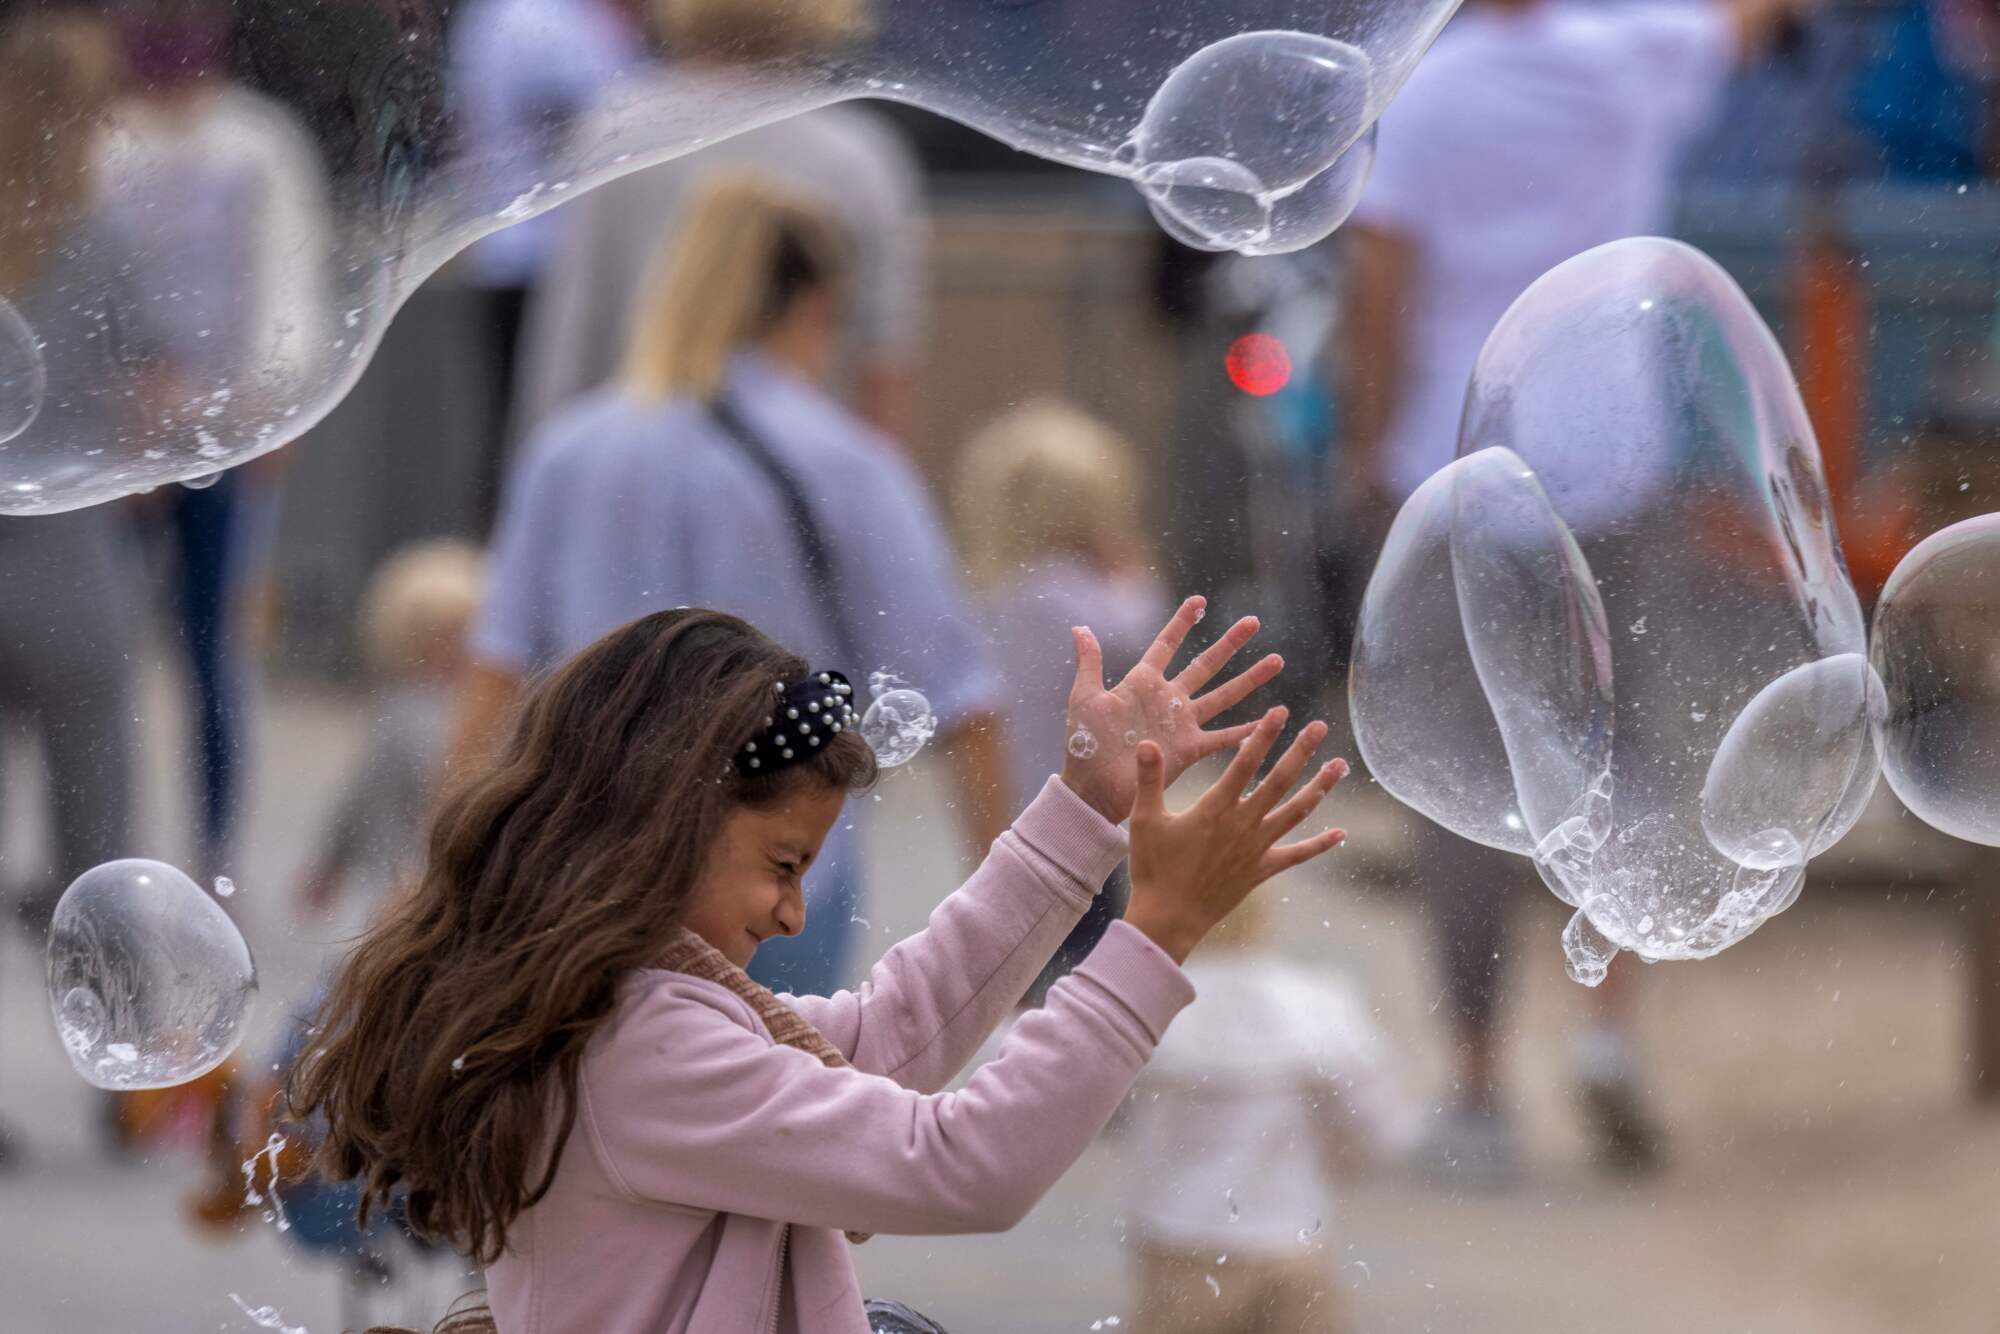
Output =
[
  {"x1": 955, "y1": 399, "x2": 1169, "y2": 1002},
  {"x1": 465, "y1": 172, "x2": 1005, "y2": 999},
  {"x1": 295, "y1": 595, "x2": 1349, "y2": 1333}
]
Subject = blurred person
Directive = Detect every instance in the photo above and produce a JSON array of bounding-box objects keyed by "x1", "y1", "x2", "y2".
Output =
[
  {"x1": 1339, "y1": 0, "x2": 1811, "y2": 1179},
  {"x1": 1849, "y1": 0, "x2": 2000, "y2": 182},
  {"x1": 457, "y1": 175, "x2": 1008, "y2": 997},
  {"x1": 446, "y1": 0, "x2": 644, "y2": 518},
  {"x1": 0, "y1": 6, "x2": 152, "y2": 1166},
  {"x1": 295, "y1": 541, "x2": 485, "y2": 922},
  {"x1": 512, "y1": 0, "x2": 924, "y2": 448},
  {"x1": 295, "y1": 601, "x2": 1337, "y2": 1334},
  {"x1": 1122, "y1": 889, "x2": 1419, "y2": 1334},
  {"x1": 98, "y1": 0, "x2": 334, "y2": 880},
  {"x1": 955, "y1": 400, "x2": 1174, "y2": 1003}
]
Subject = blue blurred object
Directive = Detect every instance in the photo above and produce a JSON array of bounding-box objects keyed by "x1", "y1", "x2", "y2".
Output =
[{"x1": 1850, "y1": 1, "x2": 1990, "y2": 181}]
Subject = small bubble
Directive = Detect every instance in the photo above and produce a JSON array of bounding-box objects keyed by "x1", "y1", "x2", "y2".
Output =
[
  {"x1": 213, "y1": 876, "x2": 236, "y2": 898},
  {"x1": 1067, "y1": 727, "x2": 1099, "y2": 759}
]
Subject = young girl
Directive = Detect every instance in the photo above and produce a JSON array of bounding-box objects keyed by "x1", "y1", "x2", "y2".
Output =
[
  {"x1": 294, "y1": 596, "x2": 1348, "y2": 1333},
  {"x1": 955, "y1": 399, "x2": 1169, "y2": 1002}
]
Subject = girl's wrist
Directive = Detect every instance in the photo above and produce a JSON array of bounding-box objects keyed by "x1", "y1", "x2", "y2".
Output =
[
  {"x1": 1123, "y1": 895, "x2": 1204, "y2": 966},
  {"x1": 1059, "y1": 762, "x2": 1128, "y2": 825}
]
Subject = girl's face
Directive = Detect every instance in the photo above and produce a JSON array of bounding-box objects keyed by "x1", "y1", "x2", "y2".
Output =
[{"x1": 684, "y1": 784, "x2": 847, "y2": 968}]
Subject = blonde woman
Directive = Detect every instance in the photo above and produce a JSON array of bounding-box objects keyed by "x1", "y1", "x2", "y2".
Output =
[
  {"x1": 462, "y1": 173, "x2": 1007, "y2": 997},
  {"x1": 955, "y1": 400, "x2": 1172, "y2": 1001}
]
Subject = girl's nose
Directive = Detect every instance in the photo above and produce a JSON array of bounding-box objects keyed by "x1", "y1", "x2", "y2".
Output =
[{"x1": 774, "y1": 887, "x2": 805, "y2": 938}]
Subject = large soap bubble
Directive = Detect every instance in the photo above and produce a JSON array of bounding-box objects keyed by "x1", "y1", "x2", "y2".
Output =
[
  {"x1": 45, "y1": 858, "x2": 257, "y2": 1090},
  {"x1": 861, "y1": 670, "x2": 937, "y2": 769},
  {"x1": 1871, "y1": 515, "x2": 2000, "y2": 846},
  {"x1": 0, "y1": 0, "x2": 1461, "y2": 514},
  {"x1": 1357, "y1": 238, "x2": 1872, "y2": 983},
  {"x1": 1350, "y1": 446, "x2": 1612, "y2": 861}
]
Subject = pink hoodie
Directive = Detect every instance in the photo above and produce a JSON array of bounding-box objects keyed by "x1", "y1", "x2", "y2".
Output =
[{"x1": 486, "y1": 776, "x2": 1196, "y2": 1334}]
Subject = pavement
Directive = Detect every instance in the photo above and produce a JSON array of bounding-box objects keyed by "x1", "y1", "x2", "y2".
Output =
[{"x1": 2, "y1": 655, "x2": 1997, "y2": 1333}]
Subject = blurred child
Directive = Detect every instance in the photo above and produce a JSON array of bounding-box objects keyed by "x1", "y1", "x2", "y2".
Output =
[
  {"x1": 955, "y1": 400, "x2": 1169, "y2": 1001},
  {"x1": 1121, "y1": 890, "x2": 1419, "y2": 1334},
  {"x1": 296, "y1": 541, "x2": 484, "y2": 923}
]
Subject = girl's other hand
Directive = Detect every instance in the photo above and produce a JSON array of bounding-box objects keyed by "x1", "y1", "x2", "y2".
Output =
[
  {"x1": 1058, "y1": 595, "x2": 1284, "y2": 824},
  {"x1": 1124, "y1": 718, "x2": 1348, "y2": 965}
]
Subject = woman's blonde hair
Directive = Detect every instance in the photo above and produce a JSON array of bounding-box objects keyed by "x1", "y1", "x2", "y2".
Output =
[
  {"x1": 0, "y1": 11, "x2": 120, "y2": 292},
  {"x1": 361, "y1": 541, "x2": 485, "y2": 675},
  {"x1": 652, "y1": 0, "x2": 870, "y2": 61},
  {"x1": 621, "y1": 174, "x2": 849, "y2": 404},
  {"x1": 954, "y1": 399, "x2": 1152, "y2": 591}
]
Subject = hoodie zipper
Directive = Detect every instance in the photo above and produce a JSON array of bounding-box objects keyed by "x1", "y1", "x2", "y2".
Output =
[{"x1": 765, "y1": 1224, "x2": 791, "y2": 1334}]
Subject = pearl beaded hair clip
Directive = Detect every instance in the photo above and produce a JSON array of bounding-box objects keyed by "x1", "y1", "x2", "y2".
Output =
[{"x1": 735, "y1": 671, "x2": 859, "y2": 777}]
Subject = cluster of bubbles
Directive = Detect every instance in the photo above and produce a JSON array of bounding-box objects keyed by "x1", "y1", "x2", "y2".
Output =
[
  {"x1": 45, "y1": 859, "x2": 256, "y2": 1089},
  {"x1": 0, "y1": 0, "x2": 1462, "y2": 514},
  {"x1": 1354, "y1": 236, "x2": 2000, "y2": 985},
  {"x1": 860, "y1": 670, "x2": 937, "y2": 769}
]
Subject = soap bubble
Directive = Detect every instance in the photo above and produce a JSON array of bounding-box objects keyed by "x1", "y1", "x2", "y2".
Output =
[
  {"x1": 0, "y1": 296, "x2": 44, "y2": 444},
  {"x1": 1350, "y1": 446, "x2": 1612, "y2": 861},
  {"x1": 861, "y1": 688, "x2": 937, "y2": 769},
  {"x1": 1701, "y1": 653, "x2": 1882, "y2": 870},
  {"x1": 1357, "y1": 238, "x2": 1870, "y2": 981},
  {"x1": 45, "y1": 859, "x2": 257, "y2": 1090},
  {"x1": 1871, "y1": 515, "x2": 2000, "y2": 845},
  {"x1": 1067, "y1": 727, "x2": 1099, "y2": 759},
  {"x1": 1125, "y1": 31, "x2": 1378, "y2": 254},
  {"x1": 0, "y1": 0, "x2": 1462, "y2": 512}
]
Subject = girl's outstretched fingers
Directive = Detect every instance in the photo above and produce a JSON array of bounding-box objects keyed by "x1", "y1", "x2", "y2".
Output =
[
  {"x1": 1173, "y1": 614, "x2": 1261, "y2": 694},
  {"x1": 1246, "y1": 720, "x2": 1329, "y2": 817},
  {"x1": 1137, "y1": 595, "x2": 1208, "y2": 674},
  {"x1": 1202, "y1": 707, "x2": 1288, "y2": 811},
  {"x1": 1190, "y1": 651, "x2": 1285, "y2": 726},
  {"x1": 1263, "y1": 757, "x2": 1350, "y2": 842},
  {"x1": 1069, "y1": 625, "x2": 1105, "y2": 702},
  {"x1": 1261, "y1": 825, "x2": 1349, "y2": 878},
  {"x1": 1133, "y1": 739, "x2": 1168, "y2": 824}
]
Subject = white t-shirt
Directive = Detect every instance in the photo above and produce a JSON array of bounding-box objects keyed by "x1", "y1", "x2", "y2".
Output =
[
  {"x1": 1122, "y1": 953, "x2": 1418, "y2": 1257},
  {"x1": 1351, "y1": 1, "x2": 1736, "y2": 502}
]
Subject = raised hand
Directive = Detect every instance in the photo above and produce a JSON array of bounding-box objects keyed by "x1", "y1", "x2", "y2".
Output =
[
  {"x1": 1059, "y1": 595, "x2": 1285, "y2": 824},
  {"x1": 1124, "y1": 715, "x2": 1349, "y2": 964}
]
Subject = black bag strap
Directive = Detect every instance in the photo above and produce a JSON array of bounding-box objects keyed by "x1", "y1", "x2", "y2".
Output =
[{"x1": 707, "y1": 392, "x2": 858, "y2": 665}]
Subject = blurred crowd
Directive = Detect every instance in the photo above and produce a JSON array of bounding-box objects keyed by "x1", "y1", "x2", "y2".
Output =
[{"x1": 2, "y1": 0, "x2": 1999, "y2": 1328}]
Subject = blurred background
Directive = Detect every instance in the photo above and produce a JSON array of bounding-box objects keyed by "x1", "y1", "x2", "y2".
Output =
[{"x1": 4, "y1": 0, "x2": 2000, "y2": 1329}]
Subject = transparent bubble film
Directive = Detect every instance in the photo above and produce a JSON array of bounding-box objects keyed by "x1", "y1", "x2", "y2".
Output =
[
  {"x1": 0, "y1": 0, "x2": 1462, "y2": 514},
  {"x1": 1871, "y1": 515, "x2": 2000, "y2": 847},
  {"x1": 1354, "y1": 238, "x2": 1874, "y2": 984},
  {"x1": 45, "y1": 858, "x2": 258, "y2": 1090}
]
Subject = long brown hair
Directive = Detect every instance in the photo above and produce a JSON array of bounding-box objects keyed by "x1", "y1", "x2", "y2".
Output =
[
  {"x1": 290, "y1": 608, "x2": 876, "y2": 1265},
  {"x1": 620, "y1": 173, "x2": 849, "y2": 403}
]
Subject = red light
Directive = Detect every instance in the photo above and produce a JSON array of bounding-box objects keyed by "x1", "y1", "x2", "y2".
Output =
[{"x1": 1225, "y1": 333, "x2": 1292, "y2": 397}]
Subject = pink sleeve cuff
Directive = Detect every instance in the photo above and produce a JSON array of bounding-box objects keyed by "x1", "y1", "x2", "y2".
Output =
[
  {"x1": 1008, "y1": 775, "x2": 1130, "y2": 901},
  {"x1": 1069, "y1": 920, "x2": 1196, "y2": 1045}
]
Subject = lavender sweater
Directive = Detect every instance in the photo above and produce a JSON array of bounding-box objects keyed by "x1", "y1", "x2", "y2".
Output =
[{"x1": 485, "y1": 777, "x2": 1195, "y2": 1333}]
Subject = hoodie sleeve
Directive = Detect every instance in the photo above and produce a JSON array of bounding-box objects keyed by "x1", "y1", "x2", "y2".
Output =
[
  {"x1": 782, "y1": 775, "x2": 1127, "y2": 1093},
  {"x1": 581, "y1": 921, "x2": 1193, "y2": 1237}
]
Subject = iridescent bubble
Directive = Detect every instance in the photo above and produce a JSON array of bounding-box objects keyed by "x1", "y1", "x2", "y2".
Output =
[
  {"x1": 45, "y1": 859, "x2": 257, "y2": 1090},
  {"x1": 1351, "y1": 446, "x2": 1612, "y2": 861},
  {"x1": 1358, "y1": 239, "x2": 1871, "y2": 983},
  {"x1": 861, "y1": 687, "x2": 937, "y2": 769},
  {"x1": 1701, "y1": 653, "x2": 1882, "y2": 870},
  {"x1": 1125, "y1": 31, "x2": 1376, "y2": 254},
  {"x1": 1457, "y1": 237, "x2": 1867, "y2": 973},
  {"x1": 1871, "y1": 515, "x2": 2000, "y2": 845},
  {"x1": 0, "y1": 297, "x2": 43, "y2": 444},
  {"x1": 0, "y1": 0, "x2": 1463, "y2": 512}
]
